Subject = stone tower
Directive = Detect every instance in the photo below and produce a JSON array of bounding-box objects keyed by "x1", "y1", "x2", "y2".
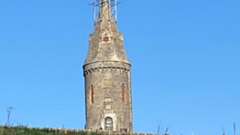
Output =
[{"x1": 83, "y1": 0, "x2": 132, "y2": 132}]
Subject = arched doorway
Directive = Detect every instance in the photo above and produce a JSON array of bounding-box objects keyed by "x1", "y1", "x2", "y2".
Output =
[{"x1": 105, "y1": 117, "x2": 113, "y2": 130}]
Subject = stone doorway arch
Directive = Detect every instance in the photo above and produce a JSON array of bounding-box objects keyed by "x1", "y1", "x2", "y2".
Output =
[{"x1": 105, "y1": 117, "x2": 113, "y2": 130}]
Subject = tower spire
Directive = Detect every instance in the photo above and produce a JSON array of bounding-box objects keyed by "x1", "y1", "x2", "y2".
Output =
[
  {"x1": 84, "y1": 0, "x2": 129, "y2": 65},
  {"x1": 98, "y1": 0, "x2": 115, "y2": 22}
]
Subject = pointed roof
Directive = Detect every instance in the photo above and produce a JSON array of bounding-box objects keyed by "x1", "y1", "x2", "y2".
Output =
[{"x1": 84, "y1": 0, "x2": 130, "y2": 66}]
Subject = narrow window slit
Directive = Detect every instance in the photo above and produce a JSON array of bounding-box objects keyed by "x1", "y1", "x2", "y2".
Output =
[
  {"x1": 122, "y1": 83, "x2": 125, "y2": 102},
  {"x1": 90, "y1": 85, "x2": 94, "y2": 103}
]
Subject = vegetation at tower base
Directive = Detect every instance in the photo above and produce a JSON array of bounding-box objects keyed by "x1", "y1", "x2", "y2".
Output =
[
  {"x1": 0, "y1": 126, "x2": 90, "y2": 135},
  {"x1": 0, "y1": 126, "x2": 148, "y2": 135}
]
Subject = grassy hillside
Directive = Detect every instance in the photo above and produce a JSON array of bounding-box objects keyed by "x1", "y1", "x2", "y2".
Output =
[{"x1": 0, "y1": 126, "x2": 108, "y2": 135}]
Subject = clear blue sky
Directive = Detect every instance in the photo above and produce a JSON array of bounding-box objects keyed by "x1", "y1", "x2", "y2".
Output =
[{"x1": 0, "y1": 0, "x2": 239, "y2": 135}]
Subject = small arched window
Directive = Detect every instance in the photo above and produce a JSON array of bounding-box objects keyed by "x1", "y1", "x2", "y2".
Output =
[{"x1": 105, "y1": 117, "x2": 113, "y2": 130}]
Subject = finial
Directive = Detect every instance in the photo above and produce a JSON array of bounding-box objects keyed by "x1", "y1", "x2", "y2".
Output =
[
  {"x1": 99, "y1": 0, "x2": 113, "y2": 22},
  {"x1": 100, "y1": 0, "x2": 109, "y2": 5},
  {"x1": 91, "y1": 0, "x2": 120, "y2": 23}
]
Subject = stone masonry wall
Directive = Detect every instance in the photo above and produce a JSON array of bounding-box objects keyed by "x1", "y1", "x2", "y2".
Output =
[{"x1": 84, "y1": 61, "x2": 132, "y2": 132}]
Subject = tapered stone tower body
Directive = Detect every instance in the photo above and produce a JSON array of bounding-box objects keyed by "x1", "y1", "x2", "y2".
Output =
[{"x1": 83, "y1": 0, "x2": 132, "y2": 132}]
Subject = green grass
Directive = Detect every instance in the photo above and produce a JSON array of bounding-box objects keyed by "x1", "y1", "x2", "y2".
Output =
[{"x1": 0, "y1": 126, "x2": 108, "y2": 135}]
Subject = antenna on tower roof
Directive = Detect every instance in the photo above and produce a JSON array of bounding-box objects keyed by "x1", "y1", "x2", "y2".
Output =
[{"x1": 90, "y1": 0, "x2": 120, "y2": 22}]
